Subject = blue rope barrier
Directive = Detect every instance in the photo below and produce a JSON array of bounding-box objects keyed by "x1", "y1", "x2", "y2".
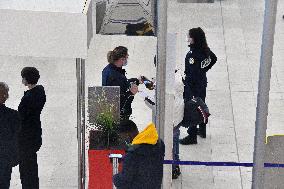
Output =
[{"x1": 164, "y1": 160, "x2": 284, "y2": 168}]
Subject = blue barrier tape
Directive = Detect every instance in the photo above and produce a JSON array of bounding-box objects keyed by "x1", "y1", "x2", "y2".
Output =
[{"x1": 164, "y1": 160, "x2": 284, "y2": 168}]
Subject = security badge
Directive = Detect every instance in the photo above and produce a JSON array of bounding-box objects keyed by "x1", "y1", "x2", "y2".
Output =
[{"x1": 189, "y1": 58, "x2": 195, "y2": 64}]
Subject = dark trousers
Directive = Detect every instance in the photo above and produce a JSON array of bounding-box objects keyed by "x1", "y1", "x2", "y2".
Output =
[
  {"x1": 19, "y1": 152, "x2": 39, "y2": 189},
  {"x1": 173, "y1": 124, "x2": 181, "y2": 170},
  {"x1": 120, "y1": 113, "x2": 131, "y2": 121},
  {"x1": 196, "y1": 95, "x2": 206, "y2": 136},
  {"x1": 0, "y1": 162, "x2": 12, "y2": 189},
  {"x1": 187, "y1": 124, "x2": 198, "y2": 141},
  {"x1": 184, "y1": 86, "x2": 207, "y2": 138}
]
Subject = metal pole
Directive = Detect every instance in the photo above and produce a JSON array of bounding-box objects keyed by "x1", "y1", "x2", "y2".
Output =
[
  {"x1": 156, "y1": 0, "x2": 168, "y2": 139},
  {"x1": 252, "y1": 0, "x2": 278, "y2": 188},
  {"x1": 76, "y1": 58, "x2": 83, "y2": 189},
  {"x1": 156, "y1": 1, "x2": 171, "y2": 189},
  {"x1": 109, "y1": 154, "x2": 123, "y2": 189},
  {"x1": 81, "y1": 59, "x2": 86, "y2": 188},
  {"x1": 112, "y1": 158, "x2": 118, "y2": 189},
  {"x1": 151, "y1": 0, "x2": 158, "y2": 35}
]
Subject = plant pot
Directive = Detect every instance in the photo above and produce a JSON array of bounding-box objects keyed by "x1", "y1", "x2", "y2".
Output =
[{"x1": 88, "y1": 149, "x2": 125, "y2": 189}]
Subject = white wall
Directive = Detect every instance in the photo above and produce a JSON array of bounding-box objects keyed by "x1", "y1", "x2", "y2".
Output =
[
  {"x1": 0, "y1": 0, "x2": 84, "y2": 13},
  {"x1": 0, "y1": 9, "x2": 87, "y2": 59}
]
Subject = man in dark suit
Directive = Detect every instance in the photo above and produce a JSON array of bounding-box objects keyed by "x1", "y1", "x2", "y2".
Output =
[
  {"x1": 0, "y1": 82, "x2": 21, "y2": 189},
  {"x1": 18, "y1": 67, "x2": 46, "y2": 189}
]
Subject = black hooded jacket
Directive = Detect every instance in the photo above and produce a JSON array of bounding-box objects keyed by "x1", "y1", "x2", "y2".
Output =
[
  {"x1": 113, "y1": 123, "x2": 165, "y2": 188},
  {"x1": 0, "y1": 104, "x2": 21, "y2": 166},
  {"x1": 18, "y1": 85, "x2": 46, "y2": 154},
  {"x1": 113, "y1": 140, "x2": 165, "y2": 189}
]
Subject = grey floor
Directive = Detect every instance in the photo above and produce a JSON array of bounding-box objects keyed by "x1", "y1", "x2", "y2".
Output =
[{"x1": 1, "y1": 0, "x2": 284, "y2": 188}]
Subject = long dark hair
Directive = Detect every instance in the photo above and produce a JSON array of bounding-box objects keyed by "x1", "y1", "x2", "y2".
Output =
[
  {"x1": 107, "y1": 46, "x2": 128, "y2": 64},
  {"x1": 189, "y1": 27, "x2": 210, "y2": 57}
]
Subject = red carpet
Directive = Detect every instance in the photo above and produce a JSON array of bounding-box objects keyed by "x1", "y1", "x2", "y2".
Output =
[{"x1": 88, "y1": 150, "x2": 125, "y2": 189}]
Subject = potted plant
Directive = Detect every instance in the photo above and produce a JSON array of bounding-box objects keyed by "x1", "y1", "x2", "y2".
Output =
[{"x1": 88, "y1": 86, "x2": 125, "y2": 189}]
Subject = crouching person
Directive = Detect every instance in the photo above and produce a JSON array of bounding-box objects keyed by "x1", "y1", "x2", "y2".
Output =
[
  {"x1": 113, "y1": 120, "x2": 165, "y2": 189},
  {"x1": 0, "y1": 82, "x2": 21, "y2": 189}
]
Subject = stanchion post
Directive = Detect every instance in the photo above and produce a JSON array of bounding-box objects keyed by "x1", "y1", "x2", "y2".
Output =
[
  {"x1": 81, "y1": 59, "x2": 86, "y2": 188},
  {"x1": 76, "y1": 58, "x2": 86, "y2": 189},
  {"x1": 109, "y1": 154, "x2": 123, "y2": 189},
  {"x1": 252, "y1": 0, "x2": 278, "y2": 188},
  {"x1": 76, "y1": 58, "x2": 82, "y2": 189}
]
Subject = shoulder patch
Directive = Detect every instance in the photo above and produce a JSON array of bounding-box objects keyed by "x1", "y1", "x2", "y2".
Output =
[
  {"x1": 201, "y1": 56, "x2": 211, "y2": 68},
  {"x1": 188, "y1": 57, "x2": 195, "y2": 64}
]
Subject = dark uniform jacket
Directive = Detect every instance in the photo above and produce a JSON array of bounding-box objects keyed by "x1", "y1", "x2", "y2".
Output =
[
  {"x1": 102, "y1": 64, "x2": 139, "y2": 117},
  {"x1": 184, "y1": 46, "x2": 217, "y2": 100},
  {"x1": 18, "y1": 85, "x2": 46, "y2": 155},
  {"x1": 0, "y1": 104, "x2": 21, "y2": 167}
]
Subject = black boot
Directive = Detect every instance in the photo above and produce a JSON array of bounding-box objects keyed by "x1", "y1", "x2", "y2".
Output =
[
  {"x1": 180, "y1": 124, "x2": 198, "y2": 145},
  {"x1": 179, "y1": 135, "x2": 197, "y2": 145},
  {"x1": 172, "y1": 166, "x2": 181, "y2": 179}
]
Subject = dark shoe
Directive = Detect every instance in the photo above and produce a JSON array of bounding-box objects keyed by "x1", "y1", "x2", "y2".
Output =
[
  {"x1": 172, "y1": 166, "x2": 181, "y2": 179},
  {"x1": 199, "y1": 133, "x2": 206, "y2": 138},
  {"x1": 179, "y1": 135, "x2": 197, "y2": 145}
]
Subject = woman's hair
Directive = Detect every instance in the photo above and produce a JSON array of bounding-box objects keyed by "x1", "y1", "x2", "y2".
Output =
[
  {"x1": 21, "y1": 67, "x2": 40, "y2": 84},
  {"x1": 189, "y1": 27, "x2": 210, "y2": 56},
  {"x1": 107, "y1": 46, "x2": 128, "y2": 64}
]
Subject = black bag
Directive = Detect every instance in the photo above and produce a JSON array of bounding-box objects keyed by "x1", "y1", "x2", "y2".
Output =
[
  {"x1": 182, "y1": 97, "x2": 210, "y2": 127},
  {"x1": 125, "y1": 21, "x2": 154, "y2": 36}
]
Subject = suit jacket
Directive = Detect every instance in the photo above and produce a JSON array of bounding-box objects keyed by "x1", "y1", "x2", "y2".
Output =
[
  {"x1": 0, "y1": 104, "x2": 21, "y2": 166},
  {"x1": 18, "y1": 85, "x2": 46, "y2": 155}
]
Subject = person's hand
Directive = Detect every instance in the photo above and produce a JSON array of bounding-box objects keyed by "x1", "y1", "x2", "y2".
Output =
[
  {"x1": 130, "y1": 84, "x2": 138, "y2": 95},
  {"x1": 138, "y1": 76, "x2": 143, "y2": 84}
]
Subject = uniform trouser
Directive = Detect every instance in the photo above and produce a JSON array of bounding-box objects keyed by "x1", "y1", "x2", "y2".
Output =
[
  {"x1": 187, "y1": 124, "x2": 198, "y2": 141},
  {"x1": 19, "y1": 152, "x2": 39, "y2": 189},
  {"x1": 187, "y1": 114, "x2": 206, "y2": 138},
  {"x1": 194, "y1": 93, "x2": 206, "y2": 137},
  {"x1": 0, "y1": 162, "x2": 12, "y2": 189},
  {"x1": 184, "y1": 86, "x2": 207, "y2": 138},
  {"x1": 173, "y1": 125, "x2": 181, "y2": 170}
]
